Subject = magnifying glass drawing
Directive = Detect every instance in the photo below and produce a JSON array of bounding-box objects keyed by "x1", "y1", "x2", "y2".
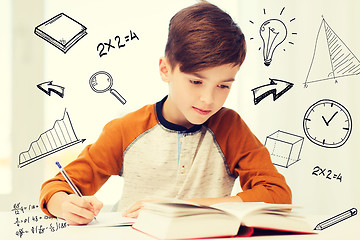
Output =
[{"x1": 89, "y1": 71, "x2": 127, "y2": 105}]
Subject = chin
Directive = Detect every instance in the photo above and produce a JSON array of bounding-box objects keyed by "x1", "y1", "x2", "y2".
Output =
[{"x1": 188, "y1": 116, "x2": 211, "y2": 126}]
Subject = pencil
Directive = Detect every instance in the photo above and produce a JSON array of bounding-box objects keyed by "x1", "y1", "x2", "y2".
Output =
[
  {"x1": 55, "y1": 161, "x2": 97, "y2": 220},
  {"x1": 314, "y1": 208, "x2": 357, "y2": 230}
]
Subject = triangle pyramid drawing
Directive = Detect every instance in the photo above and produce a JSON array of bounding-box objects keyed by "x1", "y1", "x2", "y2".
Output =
[{"x1": 304, "y1": 17, "x2": 360, "y2": 86}]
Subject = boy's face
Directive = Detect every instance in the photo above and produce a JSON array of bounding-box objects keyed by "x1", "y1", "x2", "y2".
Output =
[{"x1": 160, "y1": 57, "x2": 240, "y2": 128}]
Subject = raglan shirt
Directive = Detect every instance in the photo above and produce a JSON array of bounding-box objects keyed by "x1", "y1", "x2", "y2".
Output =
[{"x1": 39, "y1": 96, "x2": 292, "y2": 216}]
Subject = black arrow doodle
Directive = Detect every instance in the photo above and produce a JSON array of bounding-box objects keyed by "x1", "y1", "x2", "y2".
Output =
[
  {"x1": 37, "y1": 81, "x2": 65, "y2": 98},
  {"x1": 251, "y1": 78, "x2": 294, "y2": 105}
]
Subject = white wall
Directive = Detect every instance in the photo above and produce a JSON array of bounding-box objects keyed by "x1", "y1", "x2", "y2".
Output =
[
  {"x1": 235, "y1": 0, "x2": 360, "y2": 215},
  {"x1": 2, "y1": 0, "x2": 359, "y2": 221}
]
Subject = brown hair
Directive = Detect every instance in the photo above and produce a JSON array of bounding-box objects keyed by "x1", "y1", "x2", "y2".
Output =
[{"x1": 165, "y1": 2, "x2": 246, "y2": 73}]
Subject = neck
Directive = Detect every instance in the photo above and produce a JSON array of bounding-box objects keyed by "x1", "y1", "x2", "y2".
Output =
[{"x1": 162, "y1": 97, "x2": 194, "y2": 129}]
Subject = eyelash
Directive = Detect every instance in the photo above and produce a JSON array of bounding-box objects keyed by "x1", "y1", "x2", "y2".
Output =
[
  {"x1": 190, "y1": 80, "x2": 202, "y2": 85},
  {"x1": 189, "y1": 80, "x2": 230, "y2": 90},
  {"x1": 218, "y1": 84, "x2": 230, "y2": 89}
]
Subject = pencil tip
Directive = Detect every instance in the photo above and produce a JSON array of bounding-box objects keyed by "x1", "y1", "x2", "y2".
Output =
[{"x1": 314, "y1": 225, "x2": 321, "y2": 230}]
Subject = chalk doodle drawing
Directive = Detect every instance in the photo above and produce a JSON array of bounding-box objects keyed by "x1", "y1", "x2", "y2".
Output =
[
  {"x1": 304, "y1": 16, "x2": 360, "y2": 87},
  {"x1": 249, "y1": 7, "x2": 297, "y2": 66},
  {"x1": 264, "y1": 130, "x2": 304, "y2": 168},
  {"x1": 97, "y1": 30, "x2": 139, "y2": 57},
  {"x1": 251, "y1": 78, "x2": 293, "y2": 105},
  {"x1": 37, "y1": 81, "x2": 65, "y2": 98},
  {"x1": 34, "y1": 13, "x2": 87, "y2": 53},
  {"x1": 89, "y1": 71, "x2": 127, "y2": 104},
  {"x1": 314, "y1": 208, "x2": 357, "y2": 230},
  {"x1": 12, "y1": 202, "x2": 68, "y2": 238},
  {"x1": 303, "y1": 99, "x2": 352, "y2": 148},
  {"x1": 312, "y1": 165, "x2": 343, "y2": 182},
  {"x1": 18, "y1": 109, "x2": 85, "y2": 168}
]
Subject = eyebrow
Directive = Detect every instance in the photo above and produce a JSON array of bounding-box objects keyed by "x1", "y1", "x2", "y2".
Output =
[{"x1": 191, "y1": 72, "x2": 235, "y2": 83}]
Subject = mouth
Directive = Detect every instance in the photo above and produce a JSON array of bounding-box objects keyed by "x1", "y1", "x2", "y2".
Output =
[{"x1": 192, "y1": 106, "x2": 211, "y2": 115}]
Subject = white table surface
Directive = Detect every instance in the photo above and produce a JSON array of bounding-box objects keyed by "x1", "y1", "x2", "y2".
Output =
[{"x1": 1, "y1": 211, "x2": 359, "y2": 240}]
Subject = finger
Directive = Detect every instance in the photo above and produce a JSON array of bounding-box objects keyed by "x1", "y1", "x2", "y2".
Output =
[
  {"x1": 63, "y1": 200, "x2": 95, "y2": 220},
  {"x1": 126, "y1": 202, "x2": 143, "y2": 214},
  {"x1": 84, "y1": 196, "x2": 103, "y2": 215},
  {"x1": 64, "y1": 212, "x2": 95, "y2": 225},
  {"x1": 123, "y1": 201, "x2": 144, "y2": 217},
  {"x1": 125, "y1": 209, "x2": 140, "y2": 218},
  {"x1": 68, "y1": 194, "x2": 95, "y2": 211}
]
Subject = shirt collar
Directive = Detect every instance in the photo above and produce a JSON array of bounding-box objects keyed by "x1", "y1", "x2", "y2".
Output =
[{"x1": 156, "y1": 96, "x2": 203, "y2": 133}]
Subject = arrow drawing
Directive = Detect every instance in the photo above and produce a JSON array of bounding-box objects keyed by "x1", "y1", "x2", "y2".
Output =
[
  {"x1": 37, "y1": 81, "x2": 65, "y2": 98},
  {"x1": 251, "y1": 78, "x2": 294, "y2": 105}
]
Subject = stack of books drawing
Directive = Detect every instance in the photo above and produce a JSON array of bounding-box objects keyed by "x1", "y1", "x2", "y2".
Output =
[{"x1": 34, "y1": 13, "x2": 87, "y2": 53}]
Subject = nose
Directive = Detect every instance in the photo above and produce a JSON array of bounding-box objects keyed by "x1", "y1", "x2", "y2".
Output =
[{"x1": 199, "y1": 87, "x2": 214, "y2": 105}]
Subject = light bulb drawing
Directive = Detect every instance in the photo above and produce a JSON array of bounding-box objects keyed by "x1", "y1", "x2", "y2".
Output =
[
  {"x1": 249, "y1": 7, "x2": 297, "y2": 67},
  {"x1": 260, "y1": 19, "x2": 287, "y2": 66},
  {"x1": 89, "y1": 71, "x2": 127, "y2": 105}
]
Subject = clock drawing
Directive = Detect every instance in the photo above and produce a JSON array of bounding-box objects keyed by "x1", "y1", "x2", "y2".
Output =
[{"x1": 303, "y1": 99, "x2": 352, "y2": 148}]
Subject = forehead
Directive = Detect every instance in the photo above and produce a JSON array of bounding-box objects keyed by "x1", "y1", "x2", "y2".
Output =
[{"x1": 180, "y1": 64, "x2": 240, "y2": 80}]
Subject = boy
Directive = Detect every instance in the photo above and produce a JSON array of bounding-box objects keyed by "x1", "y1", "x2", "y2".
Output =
[{"x1": 40, "y1": 1, "x2": 291, "y2": 225}]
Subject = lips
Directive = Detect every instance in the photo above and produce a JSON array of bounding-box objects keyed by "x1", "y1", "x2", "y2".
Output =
[{"x1": 192, "y1": 106, "x2": 211, "y2": 115}]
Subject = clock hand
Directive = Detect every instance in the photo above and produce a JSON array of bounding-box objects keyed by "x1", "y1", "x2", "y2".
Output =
[
  {"x1": 327, "y1": 111, "x2": 339, "y2": 125},
  {"x1": 322, "y1": 116, "x2": 329, "y2": 126}
]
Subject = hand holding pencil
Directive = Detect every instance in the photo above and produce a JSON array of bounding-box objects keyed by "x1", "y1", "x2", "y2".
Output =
[{"x1": 46, "y1": 162, "x2": 103, "y2": 225}]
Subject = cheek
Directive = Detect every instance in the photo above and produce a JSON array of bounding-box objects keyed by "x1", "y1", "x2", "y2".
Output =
[
  {"x1": 214, "y1": 90, "x2": 230, "y2": 108},
  {"x1": 221, "y1": 91, "x2": 230, "y2": 102},
  {"x1": 216, "y1": 88, "x2": 230, "y2": 99},
  {"x1": 169, "y1": 82, "x2": 188, "y2": 104},
  {"x1": 171, "y1": 79, "x2": 193, "y2": 98}
]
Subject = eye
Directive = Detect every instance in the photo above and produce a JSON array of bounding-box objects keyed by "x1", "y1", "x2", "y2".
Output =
[
  {"x1": 217, "y1": 84, "x2": 230, "y2": 89},
  {"x1": 190, "y1": 80, "x2": 202, "y2": 85}
]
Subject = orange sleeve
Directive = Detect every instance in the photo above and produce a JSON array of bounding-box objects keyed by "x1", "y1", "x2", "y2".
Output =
[
  {"x1": 208, "y1": 108, "x2": 292, "y2": 204},
  {"x1": 39, "y1": 104, "x2": 158, "y2": 216}
]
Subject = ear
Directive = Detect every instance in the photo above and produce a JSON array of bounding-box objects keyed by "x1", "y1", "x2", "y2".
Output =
[{"x1": 159, "y1": 57, "x2": 171, "y2": 83}]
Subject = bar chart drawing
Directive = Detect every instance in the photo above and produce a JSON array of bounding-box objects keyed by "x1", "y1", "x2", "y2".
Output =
[{"x1": 18, "y1": 109, "x2": 85, "y2": 168}]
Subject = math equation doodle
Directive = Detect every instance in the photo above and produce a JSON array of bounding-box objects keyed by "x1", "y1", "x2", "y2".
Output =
[
  {"x1": 12, "y1": 202, "x2": 68, "y2": 238},
  {"x1": 312, "y1": 165, "x2": 343, "y2": 182},
  {"x1": 97, "y1": 30, "x2": 139, "y2": 57}
]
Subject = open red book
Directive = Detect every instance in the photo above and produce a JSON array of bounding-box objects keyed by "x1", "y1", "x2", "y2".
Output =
[{"x1": 132, "y1": 200, "x2": 314, "y2": 239}]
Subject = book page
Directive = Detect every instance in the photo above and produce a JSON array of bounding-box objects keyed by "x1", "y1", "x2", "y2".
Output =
[
  {"x1": 78, "y1": 212, "x2": 135, "y2": 227},
  {"x1": 211, "y1": 202, "x2": 296, "y2": 220},
  {"x1": 143, "y1": 201, "x2": 226, "y2": 217},
  {"x1": 211, "y1": 202, "x2": 313, "y2": 233}
]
